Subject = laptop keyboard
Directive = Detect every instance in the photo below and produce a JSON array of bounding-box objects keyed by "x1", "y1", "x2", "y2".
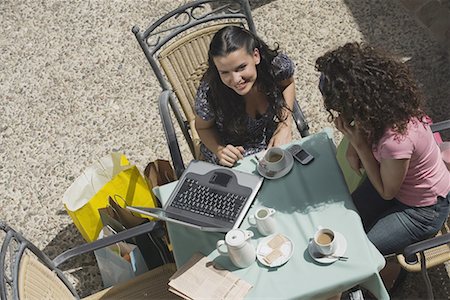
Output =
[{"x1": 170, "y1": 177, "x2": 248, "y2": 223}]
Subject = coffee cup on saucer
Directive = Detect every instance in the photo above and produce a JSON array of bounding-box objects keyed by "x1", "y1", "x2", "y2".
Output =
[
  {"x1": 312, "y1": 227, "x2": 337, "y2": 256},
  {"x1": 259, "y1": 147, "x2": 287, "y2": 174}
]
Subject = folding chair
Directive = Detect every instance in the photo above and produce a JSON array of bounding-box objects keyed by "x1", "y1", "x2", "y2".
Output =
[
  {"x1": 0, "y1": 221, "x2": 178, "y2": 299},
  {"x1": 132, "y1": 0, "x2": 309, "y2": 177},
  {"x1": 395, "y1": 119, "x2": 450, "y2": 300}
]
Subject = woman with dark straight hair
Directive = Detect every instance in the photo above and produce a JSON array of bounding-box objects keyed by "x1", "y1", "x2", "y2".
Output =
[{"x1": 195, "y1": 26, "x2": 298, "y2": 167}]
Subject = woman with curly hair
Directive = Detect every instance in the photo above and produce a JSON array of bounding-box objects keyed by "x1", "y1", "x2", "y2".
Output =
[
  {"x1": 316, "y1": 42, "x2": 450, "y2": 255},
  {"x1": 195, "y1": 26, "x2": 296, "y2": 167}
]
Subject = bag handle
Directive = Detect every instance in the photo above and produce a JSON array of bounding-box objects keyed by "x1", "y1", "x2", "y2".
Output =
[
  {"x1": 99, "y1": 196, "x2": 148, "y2": 229},
  {"x1": 144, "y1": 159, "x2": 176, "y2": 188}
]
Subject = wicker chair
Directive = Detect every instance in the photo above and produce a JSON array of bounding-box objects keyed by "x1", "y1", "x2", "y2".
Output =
[
  {"x1": 0, "y1": 221, "x2": 178, "y2": 300},
  {"x1": 395, "y1": 119, "x2": 450, "y2": 300},
  {"x1": 132, "y1": 0, "x2": 310, "y2": 178}
]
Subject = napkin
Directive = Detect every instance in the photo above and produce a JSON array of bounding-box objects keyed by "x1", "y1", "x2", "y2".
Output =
[{"x1": 168, "y1": 252, "x2": 252, "y2": 299}]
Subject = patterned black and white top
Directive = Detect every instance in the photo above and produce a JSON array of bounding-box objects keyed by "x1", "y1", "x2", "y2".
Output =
[{"x1": 194, "y1": 53, "x2": 295, "y2": 164}]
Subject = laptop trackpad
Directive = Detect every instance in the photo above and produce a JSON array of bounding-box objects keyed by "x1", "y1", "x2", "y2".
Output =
[{"x1": 209, "y1": 172, "x2": 232, "y2": 187}]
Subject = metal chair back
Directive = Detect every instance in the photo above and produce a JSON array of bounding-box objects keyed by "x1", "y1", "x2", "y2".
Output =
[
  {"x1": 132, "y1": 0, "x2": 309, "y2": 177},
  {"x1": 0, "y1": 222, "x2": 79, "y2": 300},
  {"x1": 0, "y1": 221, "x2": 177, "y2": 300}
]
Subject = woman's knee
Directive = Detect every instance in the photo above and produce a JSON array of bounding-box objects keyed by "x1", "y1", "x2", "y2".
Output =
[{"x1": 366, "y1": 213, "x2": 415, "y2": 255}]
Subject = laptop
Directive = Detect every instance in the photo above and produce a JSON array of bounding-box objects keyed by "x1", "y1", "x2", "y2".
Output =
[{"x1": 128, "y1": 160, "x2": 263, "y2": 232}]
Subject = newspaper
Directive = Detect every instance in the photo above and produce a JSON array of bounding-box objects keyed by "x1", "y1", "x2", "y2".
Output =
[{"x1": 168, "y1": 252, "x2": 252, "y2": 299}]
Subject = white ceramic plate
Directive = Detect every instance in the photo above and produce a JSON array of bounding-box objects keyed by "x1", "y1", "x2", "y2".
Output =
[
  {"x1": 256, "y1": 150, "x2": 294, "y2": 180},
  {"x1": 308, "y1": 231, "x2": 347, "y2": 264},
  {"x1": 256, "y1": 233, "x2": 294, "y2": 268}
]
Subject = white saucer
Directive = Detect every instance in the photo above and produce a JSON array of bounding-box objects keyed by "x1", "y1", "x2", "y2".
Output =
[
  {"x1": 256, "y1": 233, "x2": 294, "y2": 268},
  {"x1": 256, "y1": 150, "x2": 294, "y2": 180},
  {"x1": 307, "y1": 231, "x2": 347, "y2": 264}
]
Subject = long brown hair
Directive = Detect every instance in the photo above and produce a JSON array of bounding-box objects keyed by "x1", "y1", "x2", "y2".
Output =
[{"x1": 316, "y1": 42, "x2": 425, "y2": 145}]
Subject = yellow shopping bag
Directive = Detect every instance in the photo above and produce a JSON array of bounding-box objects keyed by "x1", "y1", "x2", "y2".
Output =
[{"x1": 62, "y1": 153, "x2": 158, "y2": 242}]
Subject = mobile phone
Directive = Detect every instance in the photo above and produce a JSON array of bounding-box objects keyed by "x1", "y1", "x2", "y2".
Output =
[{"x1": 287, "y1": 144, "x2": 314, "y2": 165}]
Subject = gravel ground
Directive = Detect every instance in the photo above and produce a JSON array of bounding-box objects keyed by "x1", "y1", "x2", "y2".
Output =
[{"x1": 1, "y1": 0, "x2": 449, "y2": 298}]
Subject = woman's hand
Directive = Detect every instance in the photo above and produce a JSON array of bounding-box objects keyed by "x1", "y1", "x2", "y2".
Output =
[
  {"x1": 334, "y1": 116, "x2": 367, "y2": 149},
  {"x1": 196, "y1": 116, "x2": 244, "y2": 167},
  {"x1": 215, "y1": 145, "x2": 245, "y2": 167},
  {"x1": 268, "y1": 123, "x2": 292, "y2": 148}
]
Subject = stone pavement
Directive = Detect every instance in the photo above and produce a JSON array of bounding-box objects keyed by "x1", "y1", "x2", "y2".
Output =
[
  {"x1": 399, "y1": 0, "x2": 450, "y2": 52},
  {"x1": 1, "y1": 0, "x2": 449, "y2": 298}
]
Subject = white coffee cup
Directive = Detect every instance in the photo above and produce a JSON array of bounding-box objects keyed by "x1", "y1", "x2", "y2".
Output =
[
  {"x1": 216, "y1": 229, "x2": 256, "y2": 268},
  {"x1": 313, "y1": 227, "x2": 337, "y2": 255},
  {"x1": 248, "y1": 207, "x2": 277, "y2": 236},
  {"x1": 260, "y1": 147, "x2": 287, "y2": 173}
]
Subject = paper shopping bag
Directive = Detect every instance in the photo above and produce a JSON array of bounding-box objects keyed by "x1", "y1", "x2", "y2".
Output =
[
  {"x1": 94, "y1": 227, "x2": 148, "y2": 288},
  {"x1": 63, "y1": 153, "x2": 158, "y2": 242},
  {"x1": 143, "y1": 159, "x2": 176, "y2": 207},
  {"x1": 144, "y1": 159, "x2": 176, "y2": 188},
  {"x1": 99, "y1": 197, "x2": 174, "y2": 269},
  {"x1": 99, "y1": 196, "x2": 147, "y2": 229}
]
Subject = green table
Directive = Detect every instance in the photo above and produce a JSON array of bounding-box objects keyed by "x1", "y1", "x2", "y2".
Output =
[{"x1": 155, "y1": 130, "x2": 389, "y2": 299}]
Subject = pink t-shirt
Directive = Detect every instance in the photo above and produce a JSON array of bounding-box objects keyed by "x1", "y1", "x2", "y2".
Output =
[{"x1": 373, "y1": 118, "x2": 450, "y2": 207}]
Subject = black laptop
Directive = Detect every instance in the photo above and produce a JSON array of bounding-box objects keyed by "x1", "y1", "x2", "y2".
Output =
[{"x1": 128, "y1": 160, "x2": 263, "y2": 232}]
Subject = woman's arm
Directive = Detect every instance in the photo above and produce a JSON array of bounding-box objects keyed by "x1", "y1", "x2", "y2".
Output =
[
  {"x1": 355, "y1": 143, "x2": 409, "y2": 199},
  {"x1": 346, "y1": 142, "x2": 363, "y2": 175},
  {"x1": 268, "y1": 77, "x2": 295, "y2": 147},
  {"x1": 334, "y1": 116, "x2": 409, "y2": 200},
  {"x1": 195, "y1": 116, "x2": 244, "y2": 167}
]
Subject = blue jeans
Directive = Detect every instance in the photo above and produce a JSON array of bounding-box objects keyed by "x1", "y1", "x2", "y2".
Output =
[{"x1": 352, "y1": 178, "x2": 450, "y2": 255}]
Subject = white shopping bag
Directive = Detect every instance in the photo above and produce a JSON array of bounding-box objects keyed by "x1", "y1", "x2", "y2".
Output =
[{"x1": 94, "y1": 227, "x2": 148, "y2": 288}]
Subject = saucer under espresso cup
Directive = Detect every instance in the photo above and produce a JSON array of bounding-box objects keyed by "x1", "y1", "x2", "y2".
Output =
[
  {"x1": 256, "y1": 149, "x2": 294, "y2": 179},
  {"x1": 313, "y1": 227, "x2": 337, "y2": 256},
  {"x1": 259, "y1": 147, "x2": 287, "y2": 174},
  {"x1": 308, "y1": 231, "x2": 347, "y2": 264}
]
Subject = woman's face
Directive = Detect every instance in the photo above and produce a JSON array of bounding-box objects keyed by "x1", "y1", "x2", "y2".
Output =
[{"x1": 213, "y1": 47, "x2": 260, "y2": 96}]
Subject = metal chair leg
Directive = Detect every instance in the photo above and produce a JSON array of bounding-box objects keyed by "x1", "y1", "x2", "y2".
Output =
[{"x1": 420, "y1": 252, "x2": 434, "y2": 300}]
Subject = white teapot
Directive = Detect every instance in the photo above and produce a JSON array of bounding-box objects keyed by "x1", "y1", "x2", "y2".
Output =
[{"x1": 216, "y1": 229, "x2": 256, "y2": 268}]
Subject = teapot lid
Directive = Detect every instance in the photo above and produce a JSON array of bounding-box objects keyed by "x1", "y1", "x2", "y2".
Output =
[{"x1": 225, "y1": 229, "x2": 249, "y2": 247}]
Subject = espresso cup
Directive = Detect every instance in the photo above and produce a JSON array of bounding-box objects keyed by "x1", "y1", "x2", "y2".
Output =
[
  {"x1": 261, "y1": 147, "x2": 287, "y2": 173},
  {"x1": 248, "y1": 207, "x2": 277, "y2": 236},
  {"x1": 313, "y1": 227, "x2": 337, "y2": 255}
]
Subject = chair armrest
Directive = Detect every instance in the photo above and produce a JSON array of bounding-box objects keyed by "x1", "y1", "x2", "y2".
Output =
[
  {"x1": 402, "y1": 233, "x2": 450, "y2": 264},
  {"x1": 158, "y1": 90, "x2": 185, "y2": 178},
  {"x1": 292, "y1": 101, "x2": 309, "y2": 137},
  {"x1": 52, "y1": 221, "x2": 157, "y2": 267},
  {"x1": 431, "y1": 119, "x2": 450, "y2": 133}
]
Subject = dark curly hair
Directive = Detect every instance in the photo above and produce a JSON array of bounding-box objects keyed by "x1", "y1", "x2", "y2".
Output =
[
  {"x1": 203, "y1": 26, "x2": 288, "y2": 143},
  {"x1": 315, "y1": 42, "x2": 425, "y2": 145}
]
